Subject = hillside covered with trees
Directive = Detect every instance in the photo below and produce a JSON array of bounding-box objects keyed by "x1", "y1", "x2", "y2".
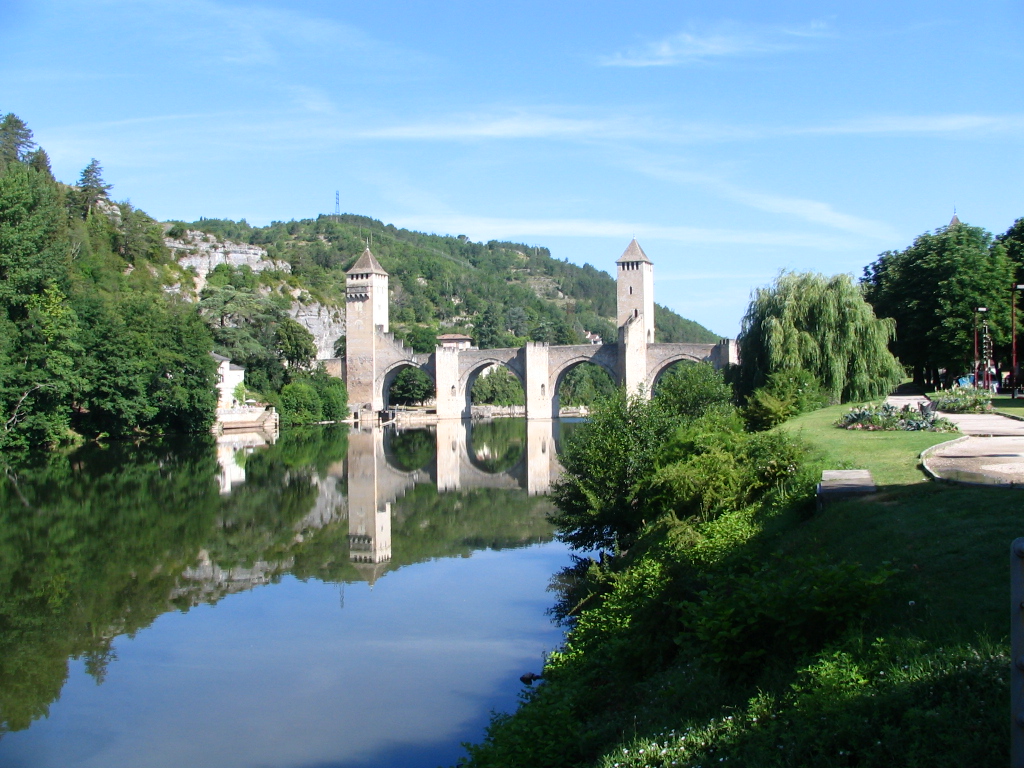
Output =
[
  {"x1": 0, "y1": 109, "x2": 722, "y2": 454},
  {"x1": 175, "y1": 214, "x2": 720, "y2": 351}
]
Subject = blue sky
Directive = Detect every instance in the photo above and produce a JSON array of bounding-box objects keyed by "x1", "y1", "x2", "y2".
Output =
[{"x1": 2, "y1": 0, "x2": 1021, "y2": 335}]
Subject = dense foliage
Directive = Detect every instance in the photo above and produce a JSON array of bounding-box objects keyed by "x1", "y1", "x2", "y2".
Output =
[
  {"x1": 738, "y1": 271, "x2": 903, "y2": 403},
  {"x1": 458, "y1": 383, "x2": 1009, "y2": 768},
  {"x1": 862, "y1": 219, "x2": 1014, "y2": 385},
  {"x1": 177, "y1": 213, "x2": 721, "y2": 358},
  {"x1": 0, "y1": 112, "x2": 217, "y2": 457}
]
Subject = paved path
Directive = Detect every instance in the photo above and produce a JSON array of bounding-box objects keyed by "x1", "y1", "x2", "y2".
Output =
[
  {"x1": 922, "y1": 436, "x2": 1024, "y2": 486},
  {"x1": 883, "y1": 392, "x2": 1024, "y2": 484},
  {"x1": 885, "y1": 393, "x2": 1024, "y2": 436}
]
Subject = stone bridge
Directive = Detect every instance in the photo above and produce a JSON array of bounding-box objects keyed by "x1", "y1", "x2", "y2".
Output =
[{"x1": 343, "y1": 239, "x2": 736, "y2": 420}]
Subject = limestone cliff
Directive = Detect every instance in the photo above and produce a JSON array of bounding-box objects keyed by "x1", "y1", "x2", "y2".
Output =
[
  {"x1": 164, "y1": 229, "x2": 290, "y2": 292},
  {"x1": 288, "y1": 301, "x2": 346, "y2": 360},
  {"x1": 165, "y1": 229, "x2": 345, "y2": 359}
]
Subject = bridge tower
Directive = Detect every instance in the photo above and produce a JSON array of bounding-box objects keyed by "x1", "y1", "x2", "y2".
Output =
[
  {"x1": 617, "y1": 239, "x2": 655, "y2": 394},
  {"x1": 616, "y1": 238, "x2": 655, "y2": 341},
  {"x1": 345, "y1": 246, "x2": 390, "y2": 412}
]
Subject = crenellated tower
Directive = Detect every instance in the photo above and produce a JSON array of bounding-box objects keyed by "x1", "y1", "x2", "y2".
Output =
[{"x1": 345, "y1": 246, "x2": 389, "y2": 411}]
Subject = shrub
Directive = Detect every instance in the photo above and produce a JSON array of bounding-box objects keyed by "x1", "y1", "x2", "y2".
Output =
[
  {"x1": 679, "y1": 556, "x2": 895, "y2": 673},
  {"x1": 836, "y1": 403, "x2": 958, "y2": 432},
  {"x1": 654, "y1": 362, "x2": 734, "y2": 422},
  {"x1": 743, "y1": 369, "x2": 829, "y2": 431},
  {"x1": 279, "y1": 381, "x2": 322, "y2": 425},
  {"x1": 929, "y1": 387, "x2": 992, "y2": 413},
  {"x1": 309, "y1": 368, "x2": 347, "y2": 420}
]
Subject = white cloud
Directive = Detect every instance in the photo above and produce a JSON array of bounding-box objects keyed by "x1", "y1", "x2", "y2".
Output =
[
  {"x1": 623, "y1": 156, "x2": 898, "y2": 240},
  {"x1": 362, "y1": 113, "x2": 643, "y2": 141},
  {"x1": 599, "y1": 21, "x2": 831, "y2": 67},
  {"x1": 390, "y1": 214, "x2": 858, "y2": 251},
  {"x1": 796, "y1": 114, "x2": 1024, "y2": 136}
]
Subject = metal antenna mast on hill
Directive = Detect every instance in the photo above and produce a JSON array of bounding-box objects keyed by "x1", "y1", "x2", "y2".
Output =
[{"x1": 335, "y1": 191, "x2": 340, "y2": 217}]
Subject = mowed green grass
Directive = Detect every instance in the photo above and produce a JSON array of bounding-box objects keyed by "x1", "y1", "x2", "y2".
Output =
[
  {"x1": 778, "y1": 402, "x2": 1024, "y2": 635},
  {"x1": 992, "y1": 393, "x2": 1024, "y2": 417},
  {"x1": 779, "y1": 403, "x2": 956, "y2": 486}
]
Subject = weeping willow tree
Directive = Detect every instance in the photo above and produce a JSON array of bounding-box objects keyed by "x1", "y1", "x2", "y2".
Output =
[{"x1": 738, "y1": 272, "x2": 904, "y2": 402}]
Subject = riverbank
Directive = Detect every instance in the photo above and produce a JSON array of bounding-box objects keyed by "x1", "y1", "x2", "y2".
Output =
[{"x1": 457, "y1": 402, "x2": 1013, "y2": 767}]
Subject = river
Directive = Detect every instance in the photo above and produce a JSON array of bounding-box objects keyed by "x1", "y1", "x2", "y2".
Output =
[{"x1": 0, "y1": 418, "x2": 579, "y2": 768}]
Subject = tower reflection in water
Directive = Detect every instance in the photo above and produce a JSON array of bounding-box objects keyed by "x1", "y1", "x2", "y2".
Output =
[
  {"x1": 346, "y1": 419, "x2": 562, "y2": 580},
  {"x1": 213, "y1": 418, "x2": 565, "y2": 582}
]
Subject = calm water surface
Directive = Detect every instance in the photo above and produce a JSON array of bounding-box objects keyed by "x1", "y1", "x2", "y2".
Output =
[{"x1": 0, "y1": 419, "x2": 578, "y2": 768}]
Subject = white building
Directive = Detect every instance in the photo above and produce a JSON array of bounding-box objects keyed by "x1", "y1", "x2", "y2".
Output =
[{"x1": 211, "y1": 352, "x2": 245, "y2": 409}]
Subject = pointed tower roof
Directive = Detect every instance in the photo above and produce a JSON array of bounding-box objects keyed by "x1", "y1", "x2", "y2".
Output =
[
  {"x1": 616, "y1": 238, "x2": 651, "y2": 264},
  {"x1": 346, "y1": 246, "x2": 388, "y2": 276},
  {"x1": 949, "y1": 213, "x2": 962, "y2": 227}
]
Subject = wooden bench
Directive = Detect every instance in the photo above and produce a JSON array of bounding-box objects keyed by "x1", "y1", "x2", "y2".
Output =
[{"x1": 816, "y1": 470, "x2": 877, "y2": 511}]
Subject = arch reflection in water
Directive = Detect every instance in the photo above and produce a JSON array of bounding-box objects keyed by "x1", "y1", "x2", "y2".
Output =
[{"x1": 347, "y1": 418, "x2": 562, "y2": 581}]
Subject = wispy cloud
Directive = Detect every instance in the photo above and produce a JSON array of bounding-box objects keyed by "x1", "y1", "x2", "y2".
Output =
[
  {"x1": 623, "y1": 156, "x2": 898, "y2": 240},
  {"x1": 362, "y1": 112, "x2": 648, "y2": 141},
  {"x1": 100, "y1": 0, "x2": 428, "y2": 70},
  {"x1": 795, "y1": 114, "x2": 1024, "y2": 136},
  {"x1": 358, "y1": 107, "x2": 1023, "y2": 144},
  {"x1": 391, "y1": 214, "x2": 857, "y2": 251},
  {"x1": 599, "y1": 20, "x2": 831, "y2": 67}
]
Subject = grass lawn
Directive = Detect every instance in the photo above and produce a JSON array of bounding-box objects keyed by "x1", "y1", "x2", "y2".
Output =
[
  {"x1": 991, "y1": 393, "x2": 1024, "y2": 418},
  {"x1": 777, "y1": 402, "x2": 1024, "y2": 636},
  {"x1": 779, "y1": 403, "x2": 956, "y2": 486}
]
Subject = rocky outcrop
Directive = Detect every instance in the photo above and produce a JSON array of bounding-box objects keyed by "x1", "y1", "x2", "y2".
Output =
[
  {"x1": 289, "y1": 301, "x2": 346, "y2": 360},
  {"x1": 165, "y1": 229, "x2": 290, "y2": 291}
]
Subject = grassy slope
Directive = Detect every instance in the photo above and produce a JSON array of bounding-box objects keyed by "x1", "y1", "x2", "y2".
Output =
[
  {"x1": 464, "y1": 406, "x2": 1020, "y2": 767},
  {"x1": 780, "y1": 405, "x2": 1021, "y2": 635}
]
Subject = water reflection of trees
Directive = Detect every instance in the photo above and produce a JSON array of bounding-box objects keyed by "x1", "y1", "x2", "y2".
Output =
[
  {"x1": 467, "y1": 419, "x2": 526, "y2": 474},
  {"x1": 0, "y1": 422, "x2": 555, "y2": 737},
  {"x1": 385, "y1": 428, "x2": 435, "y2": 472}
]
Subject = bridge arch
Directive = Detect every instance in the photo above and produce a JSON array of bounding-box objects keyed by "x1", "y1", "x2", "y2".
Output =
[
  {"x1": 453, "y1": 355, "x2": 526, "y2": 418},
  {"x1": 647, "y1": 353, "x2": 708, "y2": 392},
  {"x1": 379, "y1": 361, "x2": 435, "y2": 410},
  {"x1": 551, "y1": 356, "x2": 618, "y2": 414}
]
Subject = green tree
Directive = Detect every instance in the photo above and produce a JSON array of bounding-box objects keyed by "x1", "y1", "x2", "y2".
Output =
[
  {"x1": 0, "y1": 113, "x2": 35, "y2": 171},
  {"x1": 550, "y1": 389, "x2": 673, "y2": 551},
  {"x1": 739, "y1": 272, "x2": 903, "y2": 402},
  {"x1": 471, "y1": 366, "x2": 524, "y2": 406},
  {"x1": 997, "y1": 217, "x2": 1024, "y2": 280},
  {"x1": 402, "y1": 325, "x2": 437, "y2": 353},
  {"x1": 309, "y1": 367, "x2": 348, "y2": 420},
  {"x1": 389, "y1": 367, "x2": 434, "y2": 405},
  {"x1": 275, "y1": 317, "x2": 317, "y2": 369},
  {"x1": 558, "y1": 364, "x2": 616, "y2": 407},
  {"x1": 0, "y1": 163, "x2": 80, "y2": 453},
  {"x1": 473, "y1": 304, "x2": 502, "y2": 349},
  {"x1": 279, "y1": 381, "x2": 322, "y2": 424},
  {"x1": 654, "y1": 361, "x2": 734, "y2": 421},
  {"x1": 863, "y1": 220, "x2": 1014, "y2": 384},
  {"x1": 75, "y1": 158, "x2": 112, "y2": 217}
]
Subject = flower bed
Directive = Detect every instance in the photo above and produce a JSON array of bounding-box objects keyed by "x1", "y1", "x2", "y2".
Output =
[
  {"x1": 928, "y1": 388, "x2": 992, "y2": 413},
  {"x1": 836, "y1": 403, "x2": 958, "y2": 432}
]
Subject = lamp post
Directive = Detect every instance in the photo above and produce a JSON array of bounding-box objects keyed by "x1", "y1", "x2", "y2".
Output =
[
  {"x1": 1014, "y1": 286, "x2": 1024, "y2": 398},
  {"x1": 975, "y1": 307, "x2": 988, "y2": 388}
]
